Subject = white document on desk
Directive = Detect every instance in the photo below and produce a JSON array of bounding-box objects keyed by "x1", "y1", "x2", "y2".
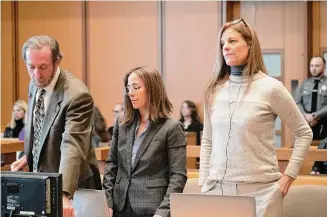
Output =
[{"x1": 72, "y1": 189, "x2": 109, "y2": 217}]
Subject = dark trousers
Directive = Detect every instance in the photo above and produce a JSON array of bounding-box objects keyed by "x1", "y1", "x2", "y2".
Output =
[
  {"x1": 312, "y1": 122, "x2": 327, "y2": 140},
  {"x1": 114, "y1": 196, "x2": 153, "y2": 217}
]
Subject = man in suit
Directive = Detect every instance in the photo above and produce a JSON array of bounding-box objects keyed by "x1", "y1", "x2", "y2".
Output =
[{"x1": 11, "y1": 35, "x2": 100, "y2": 217}]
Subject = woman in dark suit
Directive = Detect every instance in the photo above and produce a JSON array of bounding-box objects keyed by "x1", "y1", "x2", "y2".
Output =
[{"x1": 103, "y1": 66, "x2": 187, "y2": 217}]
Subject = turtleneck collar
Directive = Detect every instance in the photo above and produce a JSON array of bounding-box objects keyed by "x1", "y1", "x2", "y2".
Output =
[
  {"x1": 15, "y1": 119, "x2": 24, "y2": 126},
  {"x1": 230, "y1": 64, "x2": 246, "y2": 76}
]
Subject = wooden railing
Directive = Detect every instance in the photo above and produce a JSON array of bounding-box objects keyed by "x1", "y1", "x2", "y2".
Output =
[
  {"x1": 311, "y1": 140, "x2": 321, "y2": 146},
  {"x1": 1, "y1": 139, "x2": 24, "y2": 171}
]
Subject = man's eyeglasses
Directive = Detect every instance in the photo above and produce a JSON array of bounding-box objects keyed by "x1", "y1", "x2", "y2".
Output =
[
  {"x1": 124, "y1": 85, "x2": 142, "y2": 95},
  {"x1": 229, "y1": 18, "x2": 248, "y2": 27}
]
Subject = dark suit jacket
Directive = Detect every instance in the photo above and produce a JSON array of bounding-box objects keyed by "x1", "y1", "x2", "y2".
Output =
[
  {"x1": 25, "y1": 69, "x2": 99, "y2": 196},
  {"x1": 91, "y1": 106, "x2": 110, "y2": 148},
  {"x1": 103, "y1": 117, "x2": 187, "y2": 217}
]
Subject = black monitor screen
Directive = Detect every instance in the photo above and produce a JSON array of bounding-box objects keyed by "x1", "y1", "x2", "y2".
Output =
[{"x1": 1, "y1": 171, "x2": 62, "y2": 217}]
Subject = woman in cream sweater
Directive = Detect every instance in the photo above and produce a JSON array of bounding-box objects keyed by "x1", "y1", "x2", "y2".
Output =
[{"x1": 200, "y1": 18, "x2": 312, "y2": 217}]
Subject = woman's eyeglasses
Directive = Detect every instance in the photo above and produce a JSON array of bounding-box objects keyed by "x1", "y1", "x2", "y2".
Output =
[{"x1": 124, "y1": 85, "x2": 142, "y2": 95}]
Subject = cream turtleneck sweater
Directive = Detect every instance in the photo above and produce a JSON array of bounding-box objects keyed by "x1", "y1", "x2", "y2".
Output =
[{"x1": 199, "y1": 72, "x2": 313, "y2": 185}]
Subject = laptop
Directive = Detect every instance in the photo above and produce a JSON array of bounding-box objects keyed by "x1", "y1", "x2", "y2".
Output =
[
  {"x1": 170, "y1": 193, "x2": 256, "y2": 217},
  {"x1": 71, "y1": 189, "x2": 109, "y2": 217}
]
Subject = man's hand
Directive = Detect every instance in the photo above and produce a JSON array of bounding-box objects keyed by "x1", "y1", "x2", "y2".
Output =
[
  {"x1": 309, "y1": 119, "x2": 319, "y2": 127},
  {"x1": 153, "y1": 215, "x2": 162, "y2": 217},
  {"x1": 277, "y1": 174, "x2": 294, "y2": 197},
  {"x1": 304, "y1": 114, "x2": 315, "y2": 123},
  {"x1": 108, "y1": 208, "x2": 113, "y2": 217},
  {"x1": 310, "y1": 171, "x2": 320, "y2": 175},
  {"x1": 11, "y1": 155, "x2": 27, "y2": 171},
  {"x1": 63, "y1": 195, "x2": 75, "y2": 217}
]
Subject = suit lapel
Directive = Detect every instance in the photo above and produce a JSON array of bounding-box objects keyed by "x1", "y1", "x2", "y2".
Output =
[
  {"x1": 132, "y1": 121, "x2": 161, "y2": 172},
  {"x1": 25, "y1": 84, "x2": 38, "y2": 162},
  {"x1": 36, "y1": 71, "x2": 65, "y2": 160},
  {"x1": 126, "y1": 120, "x2": 137, "y2": 174}
]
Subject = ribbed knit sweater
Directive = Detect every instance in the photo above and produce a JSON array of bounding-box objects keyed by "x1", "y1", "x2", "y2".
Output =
[{"x1": 199, "y1": 72, "x2": 313, "y2": 185}]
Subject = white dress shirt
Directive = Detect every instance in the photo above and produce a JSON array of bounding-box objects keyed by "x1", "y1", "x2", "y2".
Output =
[{"x1": 34, "y1": 67, "x2": 61, "y2": 116}]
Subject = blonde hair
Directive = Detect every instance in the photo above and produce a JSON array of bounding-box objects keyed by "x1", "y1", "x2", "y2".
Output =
[
  {"x1": 122, "y1": 66, "x2": 173, "y2": 125},
  {"x1": 8, "y1": 100, "x2": 28, "y2": 128},
  {"x1": 203, "y1": 18, "x2": 267, "y2": 116}
]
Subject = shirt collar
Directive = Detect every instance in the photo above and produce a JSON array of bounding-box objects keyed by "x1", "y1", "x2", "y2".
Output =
[{"x1": 43, "y1": 67, "x2": 60, "y2": 93}]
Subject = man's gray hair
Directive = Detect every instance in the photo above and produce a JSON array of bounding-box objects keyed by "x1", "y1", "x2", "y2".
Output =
[{"x1": 22, "y1": 35, "x2": 63, "y2": 64}]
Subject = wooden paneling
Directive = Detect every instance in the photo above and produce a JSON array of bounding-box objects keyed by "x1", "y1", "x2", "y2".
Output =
[
  {"x1": 0, "y1": 139, "x2": 24, "y2": 153},
  {"x1": 1, "y1": 1, "x2": 15, "y2": 126},
  {"x1": 17, "y1": 1, "x2": 85, "y2": 101},
  {"x1": 164, "y1": 1, "x2": 221, "y2": 119},
  {"x1": 320, "y1": 2, "x2": 327, "y2": 49},
  {"x1": 87, "y1": 1, "x2": 158, "y2": 126}
]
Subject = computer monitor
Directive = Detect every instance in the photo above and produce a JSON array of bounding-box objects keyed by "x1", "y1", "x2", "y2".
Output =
[{"x1": 1, "y1": 171, "x2": 62, "y2": 217}]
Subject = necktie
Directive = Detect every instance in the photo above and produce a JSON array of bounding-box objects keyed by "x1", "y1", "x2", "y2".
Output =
[
  {"x1": 32, "y1": 88, "x2": 46, "y2": 172},
  {"x1": 311, "y1": 80, "x2": 319, "y2": 113}
]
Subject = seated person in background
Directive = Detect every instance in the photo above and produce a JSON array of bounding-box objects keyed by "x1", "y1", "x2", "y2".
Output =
[
  {"x1": 179, "y1": 100, "x2": 203, "y2": 145},
  {"x1": 311, "y1": 137, "x2": 327, "y2": 174},
  {"x1": 3, "y1": 100, "x2": 27, "y2": 138},
  {"x1": 107, "y1": 103, "x2": 124, "y2": 140},
  {"x1": 2, "y1": 98, "x2": 27, "y2": 165},
  {"x1": 92, "y1": 106, "x2": 110, "y2": 148}
]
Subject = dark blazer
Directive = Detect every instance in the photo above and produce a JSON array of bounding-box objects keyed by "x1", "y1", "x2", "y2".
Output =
[
  {"x1": 25, "y1": 69, "x2": 100, "y2": 196},
  {"x1": 3, "y1": 119, "x2": 25, "y2": 138},
  {"x1": 102, "y1": 117, "x2": 187, "y2": 217},
  {"x1": 91, "y1": 106, "x2": 110, "y2": 148}
]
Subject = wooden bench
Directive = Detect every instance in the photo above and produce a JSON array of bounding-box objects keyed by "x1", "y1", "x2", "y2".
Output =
[
  {"x1": 186, "y1": 169, "x2": 327, "y2": 186},
  {"x1": 186, "y1": 146, "x2": 327, "y2": 175},
  {"x1": 275, "y1": 146, "x2": 327, "y2": 174},
  {"x1": 95, "y1": 143, "x2": 327, "y2": 176},
  {"x1": 311, "y1": 140, "x2": 321, "y2": 146},
  {"x1": 1, "y1": 139, "x2": 24, "y2": 171},
  {"x1": 186, "y1": 132, "x2": 197, "y2": 169},
  {"x1": 95, "y1": 132, "x2": 198, "y2": 174}
]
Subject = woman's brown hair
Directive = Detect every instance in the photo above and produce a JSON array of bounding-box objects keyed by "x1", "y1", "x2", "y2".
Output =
[
  {"x1": 122, "y1": 66, "x2": 173, "y2": 125},
  {"x1": 203, "y1": 18, "x2": 267, "y2": 117}
]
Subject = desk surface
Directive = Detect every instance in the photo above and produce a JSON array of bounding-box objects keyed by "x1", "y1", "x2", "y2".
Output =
[{"x1": 1, "y1": 139, "x2": 24, "y2": 154}]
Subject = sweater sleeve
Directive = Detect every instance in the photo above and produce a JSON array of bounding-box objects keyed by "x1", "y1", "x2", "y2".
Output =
[
  {"x1": 199, "y1": 106, "x2": 213, "y2": 186},
  {"x1": 270, "y1": 81, "x2": 313, "y2": 179}
]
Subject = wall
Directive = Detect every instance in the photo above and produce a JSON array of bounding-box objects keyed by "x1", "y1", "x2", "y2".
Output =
[
  {"x1": 321, "y1": 2, "x2": 327, "y2": 51},
  {"x1": 17, "y1": 1, "x2": 85, "y2": 103},
  {"x1": 164, "y1": 1, "x2": 221, "y2": 120},
  {"x1": 240, "y1": 1, "x2": 308, "y2": 146},
  {"x1": 1, "y1": 1, "x2": 15, "y2": 126},
  {"x1": 87, "y1": 1, "x2": 159, "y2": 125}
]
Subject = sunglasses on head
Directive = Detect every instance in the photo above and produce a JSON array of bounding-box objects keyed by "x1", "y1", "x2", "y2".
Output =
[{"x1": 229, "y1": 18, "x2": 248, "y2": 27}]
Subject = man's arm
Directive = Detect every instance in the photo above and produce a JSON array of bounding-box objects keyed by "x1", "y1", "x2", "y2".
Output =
[
  {"x1": 294, "y1": 83, "x2": 306, "y2": 114},
  {"x1": 313, "y1": 105, "x2": 327, "y2": 119},
  {"x1": 59, "y1": 92, "x2": 94, "y2": 196}
]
